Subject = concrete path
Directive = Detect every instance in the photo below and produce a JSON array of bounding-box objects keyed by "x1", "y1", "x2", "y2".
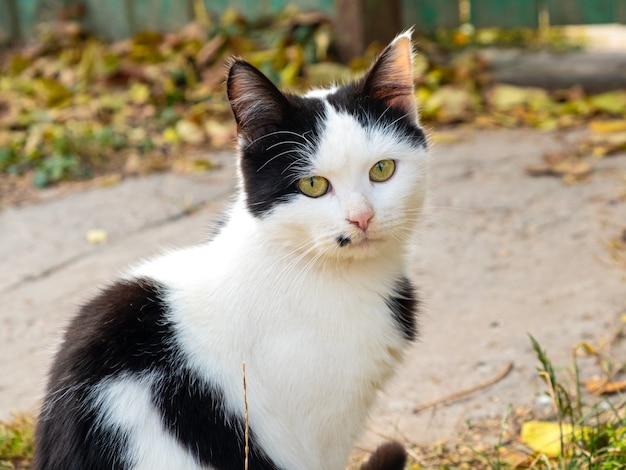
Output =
[{"x1": 1, "y1": 129, "x2": 625, "y2": 452}]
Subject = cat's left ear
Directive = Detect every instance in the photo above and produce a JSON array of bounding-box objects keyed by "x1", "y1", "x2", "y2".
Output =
[{"x1": 359, "y1": 31, "x2": 418, "y2": 122}]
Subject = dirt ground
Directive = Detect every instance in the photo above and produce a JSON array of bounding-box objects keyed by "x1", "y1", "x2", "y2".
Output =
[{"x1": 1, "y1": 127, "x2": 625, "y2": 453}]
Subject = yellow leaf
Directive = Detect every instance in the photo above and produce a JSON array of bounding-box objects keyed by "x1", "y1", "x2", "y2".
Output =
[
  {"x1": 163, "y1": 127, "x2": 179, "y2": 144},
  {"x1": 589, "y1": 120, "x2": 626, "y2": 134},
  {"x1": 176, "y1": 119, "x2": 205, "y2": 144},
  {"x1": 488, "y1": 84, "x2": 549, "y2": 113},
  {"x1": 33, "y1": 78, "x2": 72, "y2": 108},
  {"x1": 521, "y1": 421, "x2": 590, "y2": 457},
  {"x1": 589, "y1": 91, "x2": 626, "y2": 115},
  {"x1": 422, "y1": 85, "x2": 477, "y2": 123},
  {"x1": 204, "y1": 120, "x2": 234, "y2": 147},
  {"x1": 576, "y1": 341, "x2": 597, "y2": 355},
  {"x1": 429, "y1": 131, "x2": 461, "y2": 144},
  {"x1": 129, "y1": 83, "x2": 150, "y2": 105},
  {"x1": 86, "y1": 229, "x2": 108, "y2": 245}
]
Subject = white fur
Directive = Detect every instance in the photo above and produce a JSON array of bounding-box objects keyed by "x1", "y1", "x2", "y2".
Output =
[
  {"x1": 106, "y1": 99, "x2": 428, "y2": 469},
  {"x1": 93, "y1": 374, "x2": 201, "y2": 469}
]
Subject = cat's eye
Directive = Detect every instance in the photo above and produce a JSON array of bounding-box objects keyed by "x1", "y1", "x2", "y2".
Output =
[
  {"x1": 369, "y1": 159, "x2": 396, "y2": 182},
  {"x1": 298, "y1": 176, "x2": 330, "y2": 198}
]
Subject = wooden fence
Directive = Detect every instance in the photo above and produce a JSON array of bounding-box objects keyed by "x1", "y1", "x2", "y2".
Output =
[
  {"x1": 1, "y1": 0, "x2": 626, "y2": 45},
  {"x1": 410, "y1": 0, "x2": 626, "y2": 30}
]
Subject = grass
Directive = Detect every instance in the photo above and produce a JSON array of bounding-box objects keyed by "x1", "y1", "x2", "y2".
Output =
[
  {"x1": 0, "y1": 415, "x2": 34, "y2": 469},
  {"x1": 2, "y1": 333, "x2": 625, "y2": 469}
]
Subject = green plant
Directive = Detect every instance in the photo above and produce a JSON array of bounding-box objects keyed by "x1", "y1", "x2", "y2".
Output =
[
  {"x1": 0, "y1": 415, "x2": 34, "y2": 469},
  {"x1": 527, "y1": 335, "x2": 626, "y2": 469}
]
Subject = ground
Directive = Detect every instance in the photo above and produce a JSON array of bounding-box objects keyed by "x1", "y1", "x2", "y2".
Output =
[{"x1": 1, "y1": 127, "x2": 625, "y2": 458}]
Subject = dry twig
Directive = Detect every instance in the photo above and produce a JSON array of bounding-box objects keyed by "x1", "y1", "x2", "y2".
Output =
[
  {"x1": 413, "y1": 362, "x2": 513, "y2": 413},
  {"x1": 242, "y1": 361, "x2": 249, "y2": 470}
]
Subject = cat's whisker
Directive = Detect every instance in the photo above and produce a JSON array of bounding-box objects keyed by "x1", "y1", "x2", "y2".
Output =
[
  {"x1": 256, "y1": 148, "x2": 305, "y2": 173},
  {"x1": 378, "y1": 111, "x2": 411, "y2": 135},
  {"x1": 265, "y1": 239, "x2": 319, "y2": 275},
  {"x1": 266, "y1": 140, "x2": 310, "y2": 152},
  {"x1": 244, "y1": 130, "x2": 313, "y2": 150},
  {"x1": 373, "y1": 105, "x2": 393, "y2": 128},
  {"x1": 281, "y1": 159, "x2": 310, "y2": 176}
]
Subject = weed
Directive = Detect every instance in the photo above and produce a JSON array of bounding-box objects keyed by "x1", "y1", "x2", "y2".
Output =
[
  {"x1": 522, "y1": 335, "x2": 626, "y2": 469},
  {"x1": 0, "y1": 415, "x2": 34, "y2": 469}
]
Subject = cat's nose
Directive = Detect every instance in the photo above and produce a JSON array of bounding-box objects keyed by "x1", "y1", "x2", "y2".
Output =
[{"x1": 348, "y1": 210, "x2": 374, "y2": 231}]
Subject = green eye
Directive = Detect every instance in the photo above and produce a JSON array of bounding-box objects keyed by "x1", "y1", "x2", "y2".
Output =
[
  {"x1": 369, "y1": 159, "x2": 396, "y2": 182},
  {"x1": 298, "y1": 176, "x2": 329, "y2": 198}
]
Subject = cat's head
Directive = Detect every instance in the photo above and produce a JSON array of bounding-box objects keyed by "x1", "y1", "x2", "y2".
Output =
[{"x1": 227, "y1": 32, "x2": 427, "y2": 261}]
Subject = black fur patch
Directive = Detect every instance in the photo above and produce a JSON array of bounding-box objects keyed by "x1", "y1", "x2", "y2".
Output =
[
  {"x1": 238, "y1": 94, "x2": 326, "y2": 218},
  {"x1": 326, "y1": 84, "x2": 426, "y2": 150},
  {"x1": 337, "y1": 234, "x2": 351, "y2": 247},
  {"x1": 35, "y1": 278, "x2": 278, "y2": 470},
  {"x1": 153, "y1": 368, "x2": 277, "y2": 469},
  {"x1": 385, "y1": 277, "x2": 418, "y2": 341}
]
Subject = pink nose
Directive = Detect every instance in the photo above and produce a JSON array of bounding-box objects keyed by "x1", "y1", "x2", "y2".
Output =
[{"x1": 348, "y1": 211, "x2": 374, "y2": 231}]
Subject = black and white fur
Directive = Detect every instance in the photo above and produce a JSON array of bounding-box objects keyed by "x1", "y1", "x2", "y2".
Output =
[{"x1": 35, "y1": 32, "x2": 427, "y2": 470}]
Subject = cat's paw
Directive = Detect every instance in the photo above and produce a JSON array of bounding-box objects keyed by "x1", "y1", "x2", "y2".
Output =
[{"x1": 360, "y1": 440, "x2": 407, "y2": 470}]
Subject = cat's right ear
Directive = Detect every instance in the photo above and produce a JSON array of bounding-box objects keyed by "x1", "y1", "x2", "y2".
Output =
[{"x1": 227, "y1": 60, "x2": 289, "y2": 142}]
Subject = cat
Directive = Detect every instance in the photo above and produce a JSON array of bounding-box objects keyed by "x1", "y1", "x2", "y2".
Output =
[{"x1": 34, "y1": 31, "x2": 428, "y2": 470}]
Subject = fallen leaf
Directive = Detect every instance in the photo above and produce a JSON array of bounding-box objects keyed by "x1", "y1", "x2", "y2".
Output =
[
  {"x1": 429, "y1": 131, "x2": 461, "y2": 144},
  {"x1": 585, "y1": 379, "x2": 626, "y2": 396},
  {"x1": 589, "y1": 120, "x2": 626, "y2": 134},
  {"x1": 128, "y1": 82, "x2": 151, "y2": 105},
  {"x1": 86, "y1": 229, "x2": 108, "y2": 244},
  {"x1": 163, "y1": 127, "x2": 179, "y2": 144},
  {"x1": 176, "y1": 119, "x2": 205, "y2": 144},
  {"x1": 173, "y1": 157, "x2": 216, "y2": 174},
  {"x1": 589, "y1": 91, "x2": 626, "y2": 115},
  {"x1": 584, "y1": 132, "x2": 626, "y2": 157},
  {"x1": 422, "y1": 85, "x2": 478, "y2": 124},
  {"x1": 521, "y1": 421, "x2": 590, "y2": 457},
  {"x1": 497, "y1": 447, "x2": 533, "y2": 468},
  {"x1": 33, "y1": 78, "x2": 72, "y2": 107},
  {"x1": 204, "y1": 120, "x2": 234, "y2": 147},
  {"x1": 487, "y1": 84, "x2": 549, "y2": 113},
  {"x1": 525, "y1": 161, "x2": 592, "y2": 179}
]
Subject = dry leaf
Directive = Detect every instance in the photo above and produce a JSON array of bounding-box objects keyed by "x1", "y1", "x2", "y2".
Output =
[
  {"x1": 423, "y1": 85, "x2": 477, "y2": 124},
  {"x1": 521, "y1": 421, "x2": 589, "y2": 457},
  {"x1": 86, "y1": 229, "x2": 108, "y2": 244},
  {"x1": 487, "y1": 84, "x2": 549, "y2": 113},
  {"x1": 589, "y1": 120, "x2": 626, "y2": 134},
  {"x1": 176, "y1": 119, "x2": 205, "y2": 145},
  {"x1": 589, "y1": 91, "x2": 626, "y2": 115},
  {"x1": 585, "y1": 379, "x2": 626, "y2": 396},
  {"x1": 429, "y1": 131, "x2": 461, "y2": 144}
]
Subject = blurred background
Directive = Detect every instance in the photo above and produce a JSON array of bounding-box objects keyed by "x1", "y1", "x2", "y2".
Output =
[{"x1": 1, "y1": 0, "x2": 626, "y2": 199}]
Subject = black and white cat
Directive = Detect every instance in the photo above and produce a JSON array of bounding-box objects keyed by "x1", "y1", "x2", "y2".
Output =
[{"x1": 34, "y1": 31, "x2": 428, "y2": 470}]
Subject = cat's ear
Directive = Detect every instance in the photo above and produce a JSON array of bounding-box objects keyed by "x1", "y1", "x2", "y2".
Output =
[
  {"x1": 227, "y1": 60, "x2": 289, "y2": 141},
  {"x1": 360, "y1": 31, "x2": 417, "y2": 121}
]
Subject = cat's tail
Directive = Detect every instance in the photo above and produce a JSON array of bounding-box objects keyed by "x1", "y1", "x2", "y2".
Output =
[{"x1": 360, "y1": 441, "x2": 407, "y2": 470}]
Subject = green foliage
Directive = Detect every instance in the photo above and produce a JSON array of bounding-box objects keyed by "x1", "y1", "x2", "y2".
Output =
[
  {"x1": 0, "y1": 415, "x2": 34, "y2": 469},
  {"x1": 523, "y1": 335, "x2": 626, "y2": 469}
]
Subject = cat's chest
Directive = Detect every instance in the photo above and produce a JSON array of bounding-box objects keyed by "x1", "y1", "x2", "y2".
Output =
[
  {"x1": 141, "y1": 244, "x2": 411, "y2": 468},
  {"x1": 169, "y1": 251, "x2": 406, "y2": 377}
]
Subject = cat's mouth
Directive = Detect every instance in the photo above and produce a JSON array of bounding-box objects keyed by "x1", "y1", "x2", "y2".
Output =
[{"x1": 336, "y1": 233, "x2": 380, "y2": 249}]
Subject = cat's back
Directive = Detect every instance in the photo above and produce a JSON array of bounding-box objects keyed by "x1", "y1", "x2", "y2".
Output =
[{"x1": 34, "y1": 277, "x2": 173, "y2": 469}]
